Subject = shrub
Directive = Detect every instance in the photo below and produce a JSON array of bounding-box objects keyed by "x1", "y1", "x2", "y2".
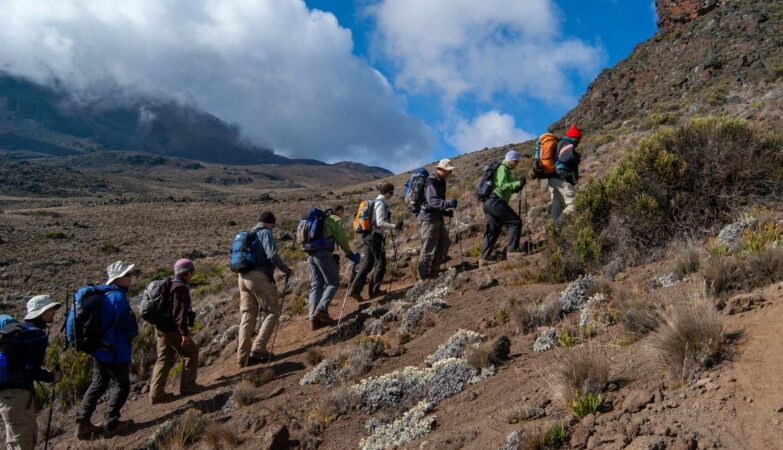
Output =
[
  {"x1": 746, "y1": 246, "x2": 783, "y2": 288},
  {"x1": 465, "y1": 347, "x2": 492, "y2": 370},
  {"x1": 743, "y1": 221, "x2": 782, "y2": 255},
  {"x1": 100, "y1": 244, "x2": 121, "y2": 255},
  {"x1": 321, "y1": 386, "x2": 360, "y2": 418},
  {"x1": 614, "y1": 291, "x2": 661, "y2": 338},
  {"x1": 544, "y1": 118, "x2": 782, "y2": 276},
  {"x1": 131, "y1": 322, "x2": 157, "y2": 380},
  {"x1": 509, "y1": 294, "x2": 561, "y2": 333},
  {"x1": 467, "y1": 245, "x2": 481, "y2": 258},
  {"x1": 495, "y1": 308, "x2": 509, "y2": 325},
  {"x1": 46, "y1": 231, "x2": 67, "y2": 239},
  {"x1": 40, "y1": 342, "x2": 92, "y2": 410},
  {"x1": 517, "y1": 422, "x2": 570, "y2": 450},
  {"x1": 581, "y1": 323, "x2": 597, "y2": 339},
  {"x1": 700, "y1": 255, "x2": 744, "y2": 297},
  {"x1": 232, "y1": 380, "x2": 258, "y2": 407},
  {"x1": 306, "y1": 348, "x2": 325, "y2": 367},
  {"x1": 556, "y1": 326, "x2": 576, "y2": 348},
  {"x1": 555, "y1": 348, "x2": 609, "y2": 415},
  {"x1": 155, "y1": 409, "x2": 204, "y2": 450},
  {"x1": 671, "y1": 247, "x2": 700, "y2": 280},
  {"x1": 651, "y1": 295, "x2": 723, "y2": 384},
  {"x1": 571, "y1": 392, "x2": 603, "y2": 418},
  {"x1": 244, "y1": 368, "x2": 276, "y2": 387},
  {"x1": 203, "y1": 422, "x2": 239, "y2": 448},
  {"x1": 286, "y1": 296, "x2": 307, "y2": 316}
]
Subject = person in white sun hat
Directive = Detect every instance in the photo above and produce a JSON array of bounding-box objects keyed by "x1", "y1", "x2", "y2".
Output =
[
  {"x1": 0, "y1": 295, "x2": 62, "y2": 450},
  {"x1": 75, "y1": 261, "x2": 139, "y2": 440},
  {"x1": 417, "y1": 158, "x2": 458, "y2": 280}
]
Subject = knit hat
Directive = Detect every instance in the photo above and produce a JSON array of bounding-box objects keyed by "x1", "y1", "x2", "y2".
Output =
[
  {"x1": 259, "y1": 211, "x2": 276, "y2": 224},
  {"x1": 435, "y1": 158, "x2": 456, "y2": 171},
  {"x1": 566, "y1": 125, "x2": 583, "y2": 139},
  {"x1": 505, "y1": 150, "x2": 521, "y2": 162},
  {"x1": 24, "y1": 295, "x2": 61, "y2": 321},
  {"x1": 377, "y1": 182, "x2": 395, "y2": 195},
  {"x1": 174, "y1": 258, "x2": 195, "y2": 276},
  {"x1": 106, "y1": 261, "x2": 135, "y2": 285}
]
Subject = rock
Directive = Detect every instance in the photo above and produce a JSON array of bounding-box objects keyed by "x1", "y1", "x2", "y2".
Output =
[
  {"x1": 259, "y1": 424, "x2": 289, "y2": 450},
  {"x1": 717, "y1": 217, "x2": 756, "y2": 250},
  {"x1": 477, "y1": 275, "x2": 498, "y2": 291},
  {"x1": 506, "y1": 404, "x2": 545, "y2": 423},
  {"x1": 724, "y1": 294, "x2": 766, "y2": 315},
  {"x1": 184, "y1": 249, "x2": 206, "y2": 259},
  {"x1": 218, "y1": 324, "x2": 240, "y2": 347},
  {"x1": 623, "y1": 390, "x2": 655, "y2": 413},
  {"x1": 489, "y1": 336, "x2": 511, "y2": 363},
  {"x1": 626, "y1": 435, "x2": 667, "y2": 450},
  {"x1": 582, "y1": 413, "x2": 596, "y2": 430},
  {"x1": 533, "y1": 327, "x2": 556, "y2": 352},
  {"x1": 570, "y1": 425, "x2": 591, "y2": 448}
]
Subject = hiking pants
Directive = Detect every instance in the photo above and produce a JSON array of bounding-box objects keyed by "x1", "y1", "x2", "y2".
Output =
[
  {"x1": 481, "y1": 196, "x2": 521, "y2": 259},
  {"x1": 76, "y1": 360, "x2": 131, "y2": 427},
  {"x1": 0, "y1": 388, "x2": 36, "y2": 450},
  {"x1": 351, "y1": 232, "x2": 386, "y2": 297},
  {"x1": 418, "y1": 219, "x2": 450, "y2": 279},
  {"x1": 149, "y1": 330, "x2": 200, "y2": 400},
  {"x1": 307, "y1": 250, "x2": 340, "y2": 319},
  {"x1": 548, "y1": 177, "x2": 576, "y2": 227},
  {"x1": 237, "y1": 270, "x2": 280, "y2": 363}
]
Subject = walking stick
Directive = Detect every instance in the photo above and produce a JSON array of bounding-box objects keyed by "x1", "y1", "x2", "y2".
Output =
[
  {"x1": 337, "y1": 262, "x2": 358, "y2": 328},
  {"x1": 43, "y1": 364, "x2": 60, "y2": 450},
  {"x1": 453, "y1": 209, "x2": 464, "y2": 267},
  {"x1": 387, "y1": 230, "x2": 399, "y2": 295},
  {"x1": 523, "y1": 189, "x2": 532, "y2": 254},
  {"x1": 266, "y1": 274, "x2": 290, "y2": 367}
]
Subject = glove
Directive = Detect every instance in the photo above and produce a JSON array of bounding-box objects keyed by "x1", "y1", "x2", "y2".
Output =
[
  {"x1": 347, "y1": 252, "x2": 361, "y2": 264},
  {"x1": 516, "y1": 176, "x2": 527, "y2": 191},
  {"x1": 285, "y1": 268, "x2": 294, "y2": 277},
  {"x1": 395, "y1": 219, "x2": 404, "y2": 230},
  {"x1": 447, "y1": 199, "x2": 458, "y2": 209}
]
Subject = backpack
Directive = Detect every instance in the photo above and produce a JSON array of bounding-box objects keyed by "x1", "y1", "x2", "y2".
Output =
[
  {"x1": 529, "y1": 133, "x2": 559, "y2": 179},
  {"x1": 66, "y1": 285, "x2": 109, "y2": 354},
  {"x1": 139, "y1": 278, "x2": 173, "y2": 325},
  {"x1": 0, "y1": 315, "x2": 47, "y2": 387},
  {"x1": 353, "y1": 199, "x2": 376, "y2": 233},
  {"x1": 229, "y1": 228, "x2": 268, "y2": 273},
  {"x1": 296, "y1": 208, "x2": 335, "y2": 253},
  {"x1": 475, "y1": 161, "x2": 502, "y2": 202},
  {"x1": 403, "y1": 168, "x2": 429, "y2": 214},
  {"x1": 0, "y1": 315, "x2": 23, "y2": 386}
]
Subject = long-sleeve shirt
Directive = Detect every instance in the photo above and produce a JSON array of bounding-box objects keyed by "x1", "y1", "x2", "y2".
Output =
[
  {"x1": 253, "y1": 223, "x2": 291, "y2": 275},
  {"x1": 373, "y1": 194, "x2": 396, "y2": 232},
  {"x1": 417, "y1": 174, "x2": 449, "y2": 222},
  {"x1": 94, "y1": 285, "x2": 139, "y2": 364},
  {"x1": 156, "y1": 277, "x2": 193, "y2": 336},
  {"x1": 325, "y1": 214, "x2": 352, "y2": 255},
  {"x1": 492, "y1": 161, "x2": 524, "y2": 203}
]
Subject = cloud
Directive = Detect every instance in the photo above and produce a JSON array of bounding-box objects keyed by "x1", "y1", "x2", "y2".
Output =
[
  {"x1": 0, "y1": 0, "x2": 433, "y2": 170},
  {"x1": 447, "y1": 110, "x2": 534, "y2": 153},
  {"x1": 368, "y1": 0, "x2": 606, "y2": 106}
]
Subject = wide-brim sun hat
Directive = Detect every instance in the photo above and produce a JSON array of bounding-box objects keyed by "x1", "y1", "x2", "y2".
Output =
[
  {"x1": 24, "y1": 295, "x2": 62, "y2": 321},
  {"x1": 435, "y1": 158, "x2": 456, "y2": 171},
  {"x1": 106, "y1": 261, "x2": 136, "y2": 285}
]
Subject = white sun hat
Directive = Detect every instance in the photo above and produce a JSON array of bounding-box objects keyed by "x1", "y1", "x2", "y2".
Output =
[
  {"x1": 106, "y1": 261, "x2": 136, "y2": 285},
  {"x1": 24, "y1": 295, "x2": 62, "y2": 321}
]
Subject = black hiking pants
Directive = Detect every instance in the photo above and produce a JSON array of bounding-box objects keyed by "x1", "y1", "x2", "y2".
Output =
[
  {"x1": 481, "y1": 196, "x2": 521, "y2": 260},
  {"x1": 351, "y1": 232, "x2": 386, "y2": 297},
  {"x1": 76, "y1": 359, "x2": 131, "y2": 427}
]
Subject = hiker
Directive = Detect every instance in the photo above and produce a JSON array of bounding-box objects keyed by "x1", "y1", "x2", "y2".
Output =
[
  {"x1": 349, "y1": 183, "x2": 402, "y2": 301},
  {"x1": 417, "y1": 159, "x2": 458, "y2": 280},
  {"x1": 0, "y1": 296, "x2": 62, "y2": 450},
  {"x1": 307, "y1": 206, "x2": 360, "y2": 329},
  {"x1": 479, "y1": 151, "x2": 526, "y2": 265},
  {"x1": 149, "y1": 259, "x2": 202, "y2": 404},
  {"x1": 237, "y1": 211, "x2": 293, "y2": 367},
  {"x1": 76, "y1": 261, "x2": 139, "y2": 440},
  {"x1": 549, "y1": 125, "x2": 582, "y2": 226}
]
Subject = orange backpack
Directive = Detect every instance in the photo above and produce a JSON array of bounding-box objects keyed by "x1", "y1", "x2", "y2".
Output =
[
  {"x1": 352, "y1": 199, "x2": 375, "y2": 233},
  {"x1": 529, "y1": 133, "x2": 558, "y2": 179}
]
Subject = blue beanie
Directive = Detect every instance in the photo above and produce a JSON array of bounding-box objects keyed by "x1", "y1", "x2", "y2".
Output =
[{"x1": 505, "y1": 150, "x2": 521, "y2": 162}]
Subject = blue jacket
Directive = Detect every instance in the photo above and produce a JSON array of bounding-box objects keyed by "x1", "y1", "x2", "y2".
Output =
[{"x1": 94, "y1": 285, "x2": 139, "y2": 364}]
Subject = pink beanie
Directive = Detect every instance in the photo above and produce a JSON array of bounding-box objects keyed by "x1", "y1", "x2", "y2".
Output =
[{"x1": 174, "y1": 258, "x2": 195, "y2": 275}]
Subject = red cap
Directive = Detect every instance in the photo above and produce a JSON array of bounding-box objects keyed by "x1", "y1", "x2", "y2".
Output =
[{"x1": 566, "y1": 125, "x2": 583, "y2": 139}]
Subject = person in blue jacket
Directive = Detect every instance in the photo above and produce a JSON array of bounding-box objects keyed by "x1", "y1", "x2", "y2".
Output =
[{"x1": 75, "y1": 261, "x2": 139, "y2": 440}]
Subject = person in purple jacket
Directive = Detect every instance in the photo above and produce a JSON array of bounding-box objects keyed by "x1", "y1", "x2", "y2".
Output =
[{"x1": 75, "y1": 261, "x2": 139, "y2": 440}]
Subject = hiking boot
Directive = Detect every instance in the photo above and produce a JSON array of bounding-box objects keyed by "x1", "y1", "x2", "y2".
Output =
[
  {"x1": 103, "y1": 419, "x2": 133, "y2": 438},
  {"x1": 479, "y1": 258, "x2": 498, "y2": 268},
  {"x1": 250, "y1": 351, "x2": 274, "y2": 364},
  {"x1": 311, "y1": 318, "x2": 327, "y2": 330},
  {"x1": 180, "y1": 383, "x2": 206, "y2": 396},
  {"x1": 369, "y1": 289, "x2": 388, "y2": 299},
  {"x1": 349, "y1": 292, "x2": 365, "y2": 302},
  {"x1": 314, "y1": 309, "x2": 337, "y2": 326},
  {"x1": 75, "y1": 421, "x2": 101, "y2": 440},
  {"x1": 150, "y1": 392, "x2": 176, "y2": 405}
]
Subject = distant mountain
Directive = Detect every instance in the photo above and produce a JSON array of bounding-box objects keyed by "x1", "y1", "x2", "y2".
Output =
[{"x1": 0, "y1": 73, "x2": 391, "y2": 173}]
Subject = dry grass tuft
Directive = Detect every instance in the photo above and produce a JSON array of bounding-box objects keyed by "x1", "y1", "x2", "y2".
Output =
[
  {"x1": 465, "y1": 346, "x2": 493, "y2": 370},
  {"x1": 157, "y1": 409, "x2": 204, "y2": 450},
  {"x1": 651, "y1": 295, "x2": 724, "y2": 384},
  {"x1": 520, "y1": 422, "x2": 570, "y2": 450},
  {"x1": 746, "y1": 246, "x2": 783, "y2": 288},
  {"x1": 671, "y1": 246, "x2": 700, "y2": 279},
  {"x1": 320, "y1": 386, "x2": 359, "y2": 418},
  {"x1": 306, "y1": 348, "x2": 326, "y2": 367},
  {"x1": 510, "y1": 293, "x2": 561, "y2": 333},
  {"x1": 614, "y1": 289, "x2": 661, "y2": 338},
  {"x1": 203, "y1": 422, "x2": 240, "y2": 449},
  {"x1": 554, "y1": 348, "x2": 609, "y2": 415},
  {"x1": 700, "y1": 254, "x2": 744, "y2": 297},
  {"x1": 232, "y1": 380, "x2": 259, "y2": 407}
]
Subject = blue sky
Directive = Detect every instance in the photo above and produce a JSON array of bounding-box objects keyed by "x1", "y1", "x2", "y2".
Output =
[{"x1": 0, "y1": 0, "x2": 658, "y2": 172}]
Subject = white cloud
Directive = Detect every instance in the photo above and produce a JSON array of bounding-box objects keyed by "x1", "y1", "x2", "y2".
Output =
[
  {"x1": 447, "y1": 110, "x2": 534, "y2": 153},
  {"x1": 0, "y1": 0, "x2": 434, "y2": 170},
  {"x1": 368, "y1": 0, "x2": 606, "y2": 106}
]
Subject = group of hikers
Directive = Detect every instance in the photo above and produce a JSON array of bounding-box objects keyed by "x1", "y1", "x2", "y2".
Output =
[{"x1": 0, "y1": 125, "x2": 582, "y2": 449}]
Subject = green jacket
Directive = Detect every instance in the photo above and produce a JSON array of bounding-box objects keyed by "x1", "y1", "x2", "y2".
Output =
[
  {"x1": 492, "y1": 161, "x2": 523, "y2": 203},
  {"x1": 324, "y1": 214, "x2": 351, "y2": 255}
]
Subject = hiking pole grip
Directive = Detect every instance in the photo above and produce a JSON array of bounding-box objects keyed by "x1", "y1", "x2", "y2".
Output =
[{"x1": 266, "y1": 274, "x2": 289, "y2": 368}]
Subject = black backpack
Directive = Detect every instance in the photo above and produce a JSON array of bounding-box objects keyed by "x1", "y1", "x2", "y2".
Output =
[
  {"x1": 475, "y1": 161, "x2": 502, "y2": 202},
  {"x1": 404, "y1": 168, "x2": 429, "y2": 214},
  {"x1": 66, "y1": 285, "x2": 110, "y2": 354},
  {"x1": 0, "y1": 315, "x2": 47, "y2": 388},
  {"x1": 139, "y1": 278, "x2": 173, "y2": 325}
]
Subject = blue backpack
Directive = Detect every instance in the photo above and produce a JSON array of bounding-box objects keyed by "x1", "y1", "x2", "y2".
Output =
[
  {"x1": 66, "y1": 285, "x2": 111, "y2": 354},
  {"x1": 297, "y1": 208, "x2": 335, "y2": 253},
  {"x1": 0, "y1": 315, "x2": 47, "y2": 387},
  {"x1": 475, "y1": 161, "x2": 502, "y2": 202},
  {"x1": 230, "y1": 227, "x2": 269, "y2": 273},
  {"x1": 403, "y1": 168, "x2": 429, "y2": 214}
]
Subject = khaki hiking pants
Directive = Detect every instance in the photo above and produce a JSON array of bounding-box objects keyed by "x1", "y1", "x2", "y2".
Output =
[
  {"x1": 149, "y1": 330, "x2": 200, "y2": 400},
  {"x1": 418, "y1": 219, "x2": 450, "y2": 280},
  {"x1": 548, "y1": 177, "x2": 576, "y2": 227},
  {"x1": 237, "y1": 270, "x2": 281, "y2": 364},
  {"x1": 0, "y1": 388, "x2": 36, "y2": 450}
]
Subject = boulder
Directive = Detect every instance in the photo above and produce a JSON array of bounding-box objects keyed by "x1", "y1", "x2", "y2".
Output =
[
  {"x1": 724, "y1": 294, "x2": 766, "y2": 315},
  {"x1": 259, "y1": 424, "x2": 289, "y2": 450},
  {"x1": 623, "y1": 390, "x2": 655, "y2": 413}
]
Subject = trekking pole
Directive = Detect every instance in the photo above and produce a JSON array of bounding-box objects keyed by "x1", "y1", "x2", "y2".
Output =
[
  {"x1": 337, "y1": 262, "x2": 358, "y2": 328},
  {"x1": 266, "y1": 274, "x2": 290, "y2": 368},
  {"x1": 523, "y1": 189, "x2": 532, "y2": 254},
  {"x1": 43, "y1": 364, "x2": 60, "y2": 450},
  {"x1": 454, "y1": 209, "x2": 465, "y2": 267},
  {"x1": 387, "y1": 230, "x2": 399, "y2": 295}
]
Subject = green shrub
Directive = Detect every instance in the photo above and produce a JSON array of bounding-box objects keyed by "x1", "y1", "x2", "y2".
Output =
[
  {"x1": 46, "y1": 231, "x2": 67, "y2": 239},
  {"x1": 131, "y1": 322, "x2": 158, "y2": 380},
  {"x1": 766, "y1": 65, "x2": 783, "y2": 83},
  {"x1": 494, "y1": 308, "x2": 509, "y2": 325},
  {"x1": 671, "y1": 247, "x2": 700, "y2": 280},
  {"x1": 100, "y1": 244, "x2": 121, "y2": 255},
  {"x1": 742, "y1": 221, "x2": 782, "y2": 255},
  {"x1": 521, "y1": 422, "x2": 570, "y2": 449},
  {"x1": 286, "y1": 296, "x2": 307, "y2": 316},
  {"x1": 467, "y1": 245, "x2": 481, "y2": 258},
  {"x1": 571, "y1": 392, "x2": 603, "y2": 418},
  {"x1": 37, "y1": 341, "x2": 92, "y2": 410},
  {"x1": 556, "y1": 326, "x2": 576, "y2": 348},
  {"x1": 556, "y1": 348, "x2": 609, "y2": 415}
]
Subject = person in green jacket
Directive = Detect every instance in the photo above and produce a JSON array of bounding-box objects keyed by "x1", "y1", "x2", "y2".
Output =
[
  {"x1": 479, "y1": 150, "x2": 526, "y2": 265},
  {"x1": 308, "y1": 205, "x2": 360, "y2": 329}
]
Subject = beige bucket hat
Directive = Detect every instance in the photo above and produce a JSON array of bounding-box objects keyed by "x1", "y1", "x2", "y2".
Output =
[
  {"x1": 435, "y1": 158, "x2": 456, "y2": 171},
  {"x1": 106, "y1": 261, "x2": 136, "y2": 285},
  {"x1": 24, "y1": 295, "x2": 62, "y2": 321}
]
